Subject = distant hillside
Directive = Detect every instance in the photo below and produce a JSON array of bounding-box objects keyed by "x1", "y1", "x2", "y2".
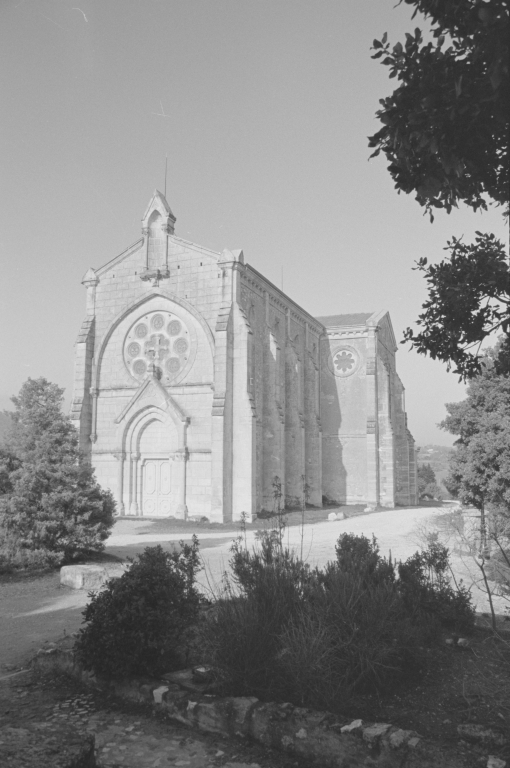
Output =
[
  {"x1": 417, "y1": 444, "x2": 454, "y2": 496},
  {"x1": 0, "y1": 412, "x2": 13, "y2": 445}
]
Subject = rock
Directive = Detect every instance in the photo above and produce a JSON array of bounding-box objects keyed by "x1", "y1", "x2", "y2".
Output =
[
  {"x1": 457, "y1": 638, "x2": 470, "y2": 648},
  {"x1": 445, "y1": 638, "x2": 455, "y2": 646},
  {"x1": 362, "y1": 723, "x2": 392, "y2": 745},
  {"x1": 153, "y1": 686, "x2": 169, "y2": 704},
  {"x1": 162, "y1": 668, "x2": 212, "y2": 693},
  {"x1": 457, "y1": 724, "x2": 507, "y2": 747},
  {"x1": 327, "y1": 512, "x2": 338, "y2": 521},
  {"x1": 340, "y1": 719, "x2": 363, "y2": 733},
  {"x1": 295, "y1": 728, "x2": 307, "y2": 739},
  {"x1": 388, "y1": 729, "x2": 416, "y2": 748},
  {"x1": 60, "y1": 563, "x2": 126, "y2": 590},
  {"x1": 487, "y1": 757, "x2": 507, "y2": 768},
  {"x1": 192, "y1": 665, "x2": 215, "y2": 684}
]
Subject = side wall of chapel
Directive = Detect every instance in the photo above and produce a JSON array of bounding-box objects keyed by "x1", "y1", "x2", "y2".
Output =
[{"x1": 236, "y1": 266, "x2": 323, "y2": 516}]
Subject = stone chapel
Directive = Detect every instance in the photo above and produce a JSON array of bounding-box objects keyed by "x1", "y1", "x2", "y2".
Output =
[{"x1": 71, "y1": 191, "x2": 418, "y2": 521}]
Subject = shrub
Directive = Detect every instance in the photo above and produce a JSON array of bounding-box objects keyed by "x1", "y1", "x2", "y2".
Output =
[
  {"x1": 278, "y1": 568, "x2": 423, "y2": 711},
  {"x1": 0, "y1": 538, "x2": 61, "y2": 574},
  {"x1": 76, "y1": 540, "x2": 202, "y2": 678},
  {"x1": 334, "y1": 533, "x2": 395, "y2": 586},
  {"x1": 201, "y1": 532, "x2": 474, "y2": 713},
  {"x1": 398, "y1": 542, "x2": 475, "y2": 635},
  {"x1": 206, "y1": 532, "x2": 317, "y2": 698}
]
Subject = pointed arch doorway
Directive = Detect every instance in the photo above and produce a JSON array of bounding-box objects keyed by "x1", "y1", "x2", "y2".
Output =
[
  {"x1": 119, "y1": 394, "x2": 190, "y2": 518},
  {"x1": 139, "y1": 418, "x2": 177, "y2": 516}
]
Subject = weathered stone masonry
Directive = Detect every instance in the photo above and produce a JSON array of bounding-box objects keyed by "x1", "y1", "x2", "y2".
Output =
[{"x1": 71, "y1": 191, "x2": 418, "y2": 521}]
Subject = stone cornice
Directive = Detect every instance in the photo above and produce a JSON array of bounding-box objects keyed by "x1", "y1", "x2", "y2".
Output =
[{"x1": 241, "y1": 265, "x2": 324, "y2": 335}]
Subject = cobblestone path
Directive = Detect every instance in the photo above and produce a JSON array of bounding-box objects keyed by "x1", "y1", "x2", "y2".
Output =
[{"x1": 0, "y1": 671, "x2": 304, "y2": 768}]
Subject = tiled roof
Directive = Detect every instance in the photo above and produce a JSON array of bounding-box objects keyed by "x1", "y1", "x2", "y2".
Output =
[{"x1": 315, "y1": 313, "x2": 373, "y2": 327}]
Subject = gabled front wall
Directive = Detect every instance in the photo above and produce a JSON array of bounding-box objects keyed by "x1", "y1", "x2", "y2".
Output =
[
  {"x1": 320, "y1": 329, "x2": 369, "y2": 505},
  {"x1": 320, "y1": 313, "x2": 418, "y2": 508},
  {"x1": 71, "y1": 223, "x2": 223, "y2": 518}
]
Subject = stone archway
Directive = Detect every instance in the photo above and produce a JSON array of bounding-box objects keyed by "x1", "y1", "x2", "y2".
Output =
[{"x1": 117, "y1": 386, "x2": 190, "y2": 518}]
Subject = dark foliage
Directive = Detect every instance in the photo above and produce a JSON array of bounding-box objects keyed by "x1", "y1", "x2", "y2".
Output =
[
  {"x1": 0, "y1": 448, "x2": 20, "y2": 496},
  {"x1": 201, "y1": 532, "x2": 474, "y2": 713},
  {"x1": 0, "y1": 378, "x2": 115, "y2": 569},
  {"x1": 403, "y1": 234, "x2": 510, "y2": 377},
  {"x1": 369, "y1": 0, "x2": 508, "y2": 217},
  {"x1": 417, "y1": 463, "x2": 443, "y2": 498},
  {"x1": 441, "y1": 346, "x2": 510, "y2": 512},
  {"x1": 370, "y1": 0, "x2": 509, "y2": 377},
  {"x1": 398, "y1": 542, "x2": 475, "y2": 634},
  {"x1": 76, "y1": 541, "x2": 202, "y2": 678},
  {"x1": 333, "y1": 532, "x2": 395, "y2": 586}
]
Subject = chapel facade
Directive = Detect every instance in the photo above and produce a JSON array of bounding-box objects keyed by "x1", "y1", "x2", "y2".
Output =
[{"x1": 71, "y1": 191, "x2": 418, "y2": 521}]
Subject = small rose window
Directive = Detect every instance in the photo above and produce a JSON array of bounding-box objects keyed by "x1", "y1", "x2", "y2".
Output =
[{"x1": 328, "y1": 346, "x2": 360, "y2": 378}]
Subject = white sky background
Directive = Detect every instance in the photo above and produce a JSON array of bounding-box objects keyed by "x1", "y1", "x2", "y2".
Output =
[{"x1": 0, "y1": 0, "x2": 507, "y2": 446}]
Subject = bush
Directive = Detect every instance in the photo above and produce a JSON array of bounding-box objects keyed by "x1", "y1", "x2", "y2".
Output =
[
  {"x1": 334, "y1": 533, "x2": 395, "y2": 586},
  {"x1": 278, "y1": 567, "x2": 423, "y2": 711},
  {"x1": 398, "y1": 542, "x2": 475, "y2": 635},
  {"x1": 201, "y1": 532, "x2": 474, "y2": 712},
  {"x1": 206, "y1": 531, "x2": 317, "y2": 698},
  {"x1": 0, "y1": 538, "x2": 61, "y2": 574},
  {"x1": 76, "y1": 540, "x2": 202, "y2": 678}
]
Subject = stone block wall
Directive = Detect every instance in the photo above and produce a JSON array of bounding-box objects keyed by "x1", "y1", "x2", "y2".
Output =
[{"x1": 72, "y1": 192, "x2": 417, "y2": 520}]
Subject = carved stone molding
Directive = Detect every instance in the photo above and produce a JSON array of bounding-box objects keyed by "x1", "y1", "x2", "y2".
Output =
[
  {"x1": 327, "y1": 345, "x2": 361, "y2": 378},
  {"x1": 366, "y1": 358, "x2": 376, "y2": 375},
  {"x1": 367, "y1": 418, "x2": 377, "y2": 434}
]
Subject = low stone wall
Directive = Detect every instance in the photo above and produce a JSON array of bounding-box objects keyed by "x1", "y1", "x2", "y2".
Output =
[{"x1": 33, "y1": 647, "x2": 468, "y2": 768}]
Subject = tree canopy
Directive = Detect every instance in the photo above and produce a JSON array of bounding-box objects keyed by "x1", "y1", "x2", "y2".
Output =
[
  {"x1": 403, "y1": 233, "x2": 510, "y2": 377},
  {"x1": 369, "y1": 0, "x2": 509, "y2": 378},
  {"x1": 441, "y1": 346, "x2": 510, "y2": 512},
  {"x1": 369, "y1": 0, "x2": 508, "y2": 218},
  {"x1": 0, "y1": 378, "x2": 115, "y2": 567},
  {"x1": 417, "y1": 462, "x2": 443, "y2": 499}
]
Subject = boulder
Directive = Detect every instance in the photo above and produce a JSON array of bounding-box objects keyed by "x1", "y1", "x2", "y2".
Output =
[{"x1": 60, "y1": 564, "x2": 126, "y2": 590}]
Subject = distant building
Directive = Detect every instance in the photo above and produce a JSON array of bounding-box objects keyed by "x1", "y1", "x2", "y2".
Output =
[{"x1": 71, "y1": 191, "x2": 418, "y2": 520}]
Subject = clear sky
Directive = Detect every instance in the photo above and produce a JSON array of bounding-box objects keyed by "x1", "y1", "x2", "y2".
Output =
[{"x1": 0, "y1": 0, "x2": 507, "y2": 446}]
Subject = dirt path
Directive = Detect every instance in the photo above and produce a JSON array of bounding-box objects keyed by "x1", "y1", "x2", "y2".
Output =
[{"x1": 1, "y1": 505, "x2": 504, "y2": 673}]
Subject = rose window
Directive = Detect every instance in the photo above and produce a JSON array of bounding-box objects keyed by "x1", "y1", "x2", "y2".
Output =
[
  {"x1": 124, "y1": 310, "x2": 191, "y2": 384},
  {"x1": 328, "y1": 346, "x2": 360, "y2": 378},
  {"x1": 334, "y1": 351, "x2": 355, "y2": 373}
]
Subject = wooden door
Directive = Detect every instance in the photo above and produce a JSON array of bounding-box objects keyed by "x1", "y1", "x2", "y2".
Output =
[{"x1": 142, "y1": 460, "x2": 172, "y2": 516}]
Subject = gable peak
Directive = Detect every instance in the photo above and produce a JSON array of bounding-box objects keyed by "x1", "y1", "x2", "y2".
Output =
[{"x1": 142, "y1": 190, "x2": 176, "y2": 235}]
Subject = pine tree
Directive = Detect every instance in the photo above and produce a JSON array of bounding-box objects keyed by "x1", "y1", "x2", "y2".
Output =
[
  {"x1": 0, "y1": 378, "x2": 115, "y2": 566},
  {"x1": 417, "y1": 463, "x2": 442, "y2": 499},
  {"x1": 441, "y1": 348, "x2": 510, "y2": 512}
]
